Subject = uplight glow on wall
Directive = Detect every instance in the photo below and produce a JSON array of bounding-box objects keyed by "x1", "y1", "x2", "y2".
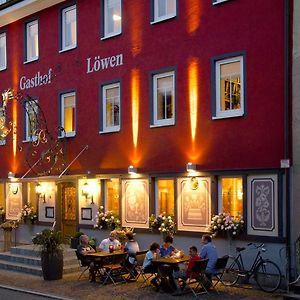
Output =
[
  {"x1": 186, "y1": 0, "x2": 202, "y2": 35},
  {"x1": 131, "y1": 69, "x2": 140, "y2": 149}
]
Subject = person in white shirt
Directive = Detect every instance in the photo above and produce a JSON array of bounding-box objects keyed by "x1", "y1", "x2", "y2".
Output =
[{"x1": 98, "y1": 231, "x2": 121, "y2": 252}]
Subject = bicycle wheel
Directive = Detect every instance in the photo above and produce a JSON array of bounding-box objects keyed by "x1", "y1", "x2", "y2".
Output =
[
  {"x1": 255, "y1": 260, "x2": 281, "y2": 292},
  {"x1": 222, "y1": 256, "x2": 241, "y2": 286}
]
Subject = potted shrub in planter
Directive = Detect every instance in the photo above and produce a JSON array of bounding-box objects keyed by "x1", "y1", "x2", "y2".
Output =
[
  {"x1": 70, "y1": 231, "x2": 84, "y2": 249},
  {"x1": 32, "y1": 229, "x2": 64, "y2": 280}
]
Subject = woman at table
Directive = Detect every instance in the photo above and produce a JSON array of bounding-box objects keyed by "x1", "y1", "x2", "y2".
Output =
[{"x1": 160, "y1": 235, "x2": 178, "y2": 257}]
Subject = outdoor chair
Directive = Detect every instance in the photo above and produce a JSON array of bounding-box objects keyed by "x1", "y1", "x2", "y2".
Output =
[
  {"x1": 75, "y1": 250, "x2": 90, "y2": 281},
  {"x1": 135, "y1": 251, "x2": 157, "y2": 287},
  {"x1": 210, "y1": 255, "x2": 229, "y2": 291},
  {"x1": 182, "y1": 258, "x2": 209, "y2": 297}
]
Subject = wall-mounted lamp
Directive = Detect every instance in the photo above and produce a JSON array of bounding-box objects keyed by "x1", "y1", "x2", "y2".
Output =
[
  {"x1": 11, "y1": 183, "x2": 19, "y2": 195},
  {"x1": 82, "y1": 182, "x2": 94, "y2": 204},
  {"x1": 8, "y1": 171, "x2": 15, "y2": 179},
  {"x1": 186, "y1": 162, "x2": 197, "y2": 173},
  {"x1": 36, "y1": 183, "x2": 46, "y2": 203},
  {"x1": 128, "y1": 165, "x2": 137, "y2": 174}
]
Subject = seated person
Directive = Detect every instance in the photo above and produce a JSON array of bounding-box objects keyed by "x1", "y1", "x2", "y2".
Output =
[
  {"x1": 124, "y1": 231, "x2": 140, "y2": 277},
  {"x1": 142, "y1": 242, "x2": 160, "y2": 287},
  {"x1": 200, "y1": 235, "x2": 218, "y2": 286},
  {"x1": 77, "y1": 234, "x2": 97, "y2": 282},
  {"x1": 98, "y1": 230, "x2": 121, "y2": 252},
  {"x1": 160, "y1": 235, "x2": 178, "y2": 257},
  {"x1": 172, "y1": 246, "x2": 200, "y2": 294}
]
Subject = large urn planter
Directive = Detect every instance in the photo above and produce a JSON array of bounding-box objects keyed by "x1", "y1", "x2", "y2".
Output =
[{"x1": 41, "y1": 250, "x2": 63, "y2": 280}]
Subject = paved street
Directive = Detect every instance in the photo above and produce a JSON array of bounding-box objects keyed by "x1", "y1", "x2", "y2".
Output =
[{"x1": 0, "y1": 269, "x2": 284, "y2": 300}]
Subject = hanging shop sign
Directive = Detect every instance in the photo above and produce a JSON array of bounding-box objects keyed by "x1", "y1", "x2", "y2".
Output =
[
  {"x1": 86, "y1": 53, "x2": 123, "y2": 74},
  {"x1": 19, "y1": 68, "x2": 53, "y2": 90}
]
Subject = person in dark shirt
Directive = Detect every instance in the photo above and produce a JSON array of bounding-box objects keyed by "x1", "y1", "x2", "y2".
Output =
[{"x1": 160, "y1": 235, "x2": 177, "y2": 257}]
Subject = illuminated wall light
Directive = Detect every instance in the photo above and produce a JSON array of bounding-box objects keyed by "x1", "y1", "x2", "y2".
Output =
[
  {"x1": 188, "y1": 58, "x2": 199, "y2": 143},
  {"x1": 36, "y1": 183, "x2": 46, "y2": 203},
  {"x1": 128, "y1": 165, "x2": 137, "y2": 174},
  {"x1": 81, "y1": 182, "x2": 94, "y2": 204},
  {"x1": 8, "y1": 171, "x2": 15, "y2": 179},
  {"x1": 187, "y1": 0, "x2": 201, "y2": 35},
  {"x1": 131, "y1": 69, "x2": 140, "y2": 149},
  {"x1": 186, "y1": 162, "x2": 197, "y2": 173}
]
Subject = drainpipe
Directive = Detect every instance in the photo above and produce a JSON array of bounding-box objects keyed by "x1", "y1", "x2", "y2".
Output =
[{"x1": 284, "y1": 0, "x2": 292, "y2": 285}]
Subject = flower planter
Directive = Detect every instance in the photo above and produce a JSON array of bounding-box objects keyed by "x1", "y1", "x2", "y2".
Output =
[{"x1": 41, "y1": 250, "x2": 63, "y2": 280}]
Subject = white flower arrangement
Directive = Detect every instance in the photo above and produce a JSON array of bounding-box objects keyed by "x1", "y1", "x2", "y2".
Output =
[
  {"x1": 149, "y1": 212, "x2": 176, "y2": 236},
  {"x1": 209, "y1": 212, "x2": 244, "y2": 238},
  {"x1": 20, "y1": 204, "x2": 38, "y2": 224},
  {"x1": 94, "y1": 206, "x2": 121, "y2": 230}
]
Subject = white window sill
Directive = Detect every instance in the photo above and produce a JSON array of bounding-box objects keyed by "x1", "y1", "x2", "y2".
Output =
[
  {"x1": 24, "y1": 57, "x2": 39, "y2": 64},
  {"x1": 59, "y1": 45, "x2": 77, "y2": 53},
  {"x1": 99, "y1": 127, "x2": 120, "y2": 134},
  {"x1": 213, "y1": 0, "x2": 229, "y2": 5},
  {"x1": 151, "y1": 15, "x2": 176, "y2": 25},
  {"x1": 0, "y1": 66, "x2": 7, "y2": 71},
  {"x1": 59, "y1": 132, "x2": 76, "y2": 138},
  {"x1": 22, "y1": 138, "x2": 37, "y2": 143},
  {"x1": 150, "y1": 121, "x2": 175, "y2": 128},
  {"x1": 212, "y1": 112, "x2": 244, "y2": 120},
  {"x1": 101, "y1": 32, "x2": 122, "y2": 40}
]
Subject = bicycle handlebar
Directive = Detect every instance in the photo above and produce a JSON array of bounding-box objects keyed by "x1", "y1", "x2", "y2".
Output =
[{"x1": 247, "y1": 242, "x2": 264, "y2": 249}]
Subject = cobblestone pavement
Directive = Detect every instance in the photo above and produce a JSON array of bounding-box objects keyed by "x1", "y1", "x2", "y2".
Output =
[{"x1": 0, "y1": 269, "x2": 285, "y2": 300}]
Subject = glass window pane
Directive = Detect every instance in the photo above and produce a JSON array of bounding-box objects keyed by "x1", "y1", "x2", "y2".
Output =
[
  {"x1": 157, "y1": 179, "x2": 174, "y2": 215},
  {"x1": 106, "y1": 179, "x2": 119, "y2": 214},
  {"x1": 27, "y1": 21, "x2": 38, "y2": 60},
  {"x1": 26, "y1": 101, "x2": 38, "y2": 139},
  {"x1": 157, "y1": 76, "x2": 173, "y2": 120},
  {"x1": 105, "y1": 0, "x2": 121, "y2": 36},
  {"x1": 104, "y1": 84, "x2": 120, "y2": 129},
  {"x1": 63, "y1": 94, "x2": 75, "y2": 133},
  {"x1": 0, "y1": 33, "x2": 6, "y2": 69},
  {"x1": 221, "y1": 177, "x2": 243, "y2": 217},
  {"x1": 155, "y1": 0, "x2": 176, "y2": 20},
  {"x1": 64, "y1": 6, "x2": 76, "y2": 48}
]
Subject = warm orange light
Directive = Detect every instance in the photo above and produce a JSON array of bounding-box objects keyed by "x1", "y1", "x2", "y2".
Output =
[
  {"x1": 129, "y1": 2, "x2": 142, "y2": 57},
  {"x1": 186, "y1": 0, "x2": 202, "y2": 35},
  {"x1": 131, "y1": 69, "x2": 140, "y2": 149},
  {"x1": 188, "y1": 58, "x2": 199, "y2": 143}
]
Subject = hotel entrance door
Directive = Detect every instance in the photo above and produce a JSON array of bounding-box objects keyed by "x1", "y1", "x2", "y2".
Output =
[{"x1": 58, "y1": 182, "x2": 77, "y2": 240}]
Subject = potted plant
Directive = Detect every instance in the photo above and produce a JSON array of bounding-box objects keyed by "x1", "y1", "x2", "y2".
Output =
[
  {"x1": 32, "y1": 229, "x2": 64, "y2": 280},
  {"x1": 70, "y1": 231, "x2": 84, "y2": 249}
]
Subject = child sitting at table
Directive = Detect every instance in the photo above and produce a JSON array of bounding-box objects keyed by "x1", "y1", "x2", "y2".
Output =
[
  {"x1": 142, "y1": 242, "x2": 160, "y2": 287},
  {"x1": 171, "y1": 246, "x2": 201, "y2": 295},
  {"x1": 160, "y1": 235, "x2": 178, "y2": 257}
]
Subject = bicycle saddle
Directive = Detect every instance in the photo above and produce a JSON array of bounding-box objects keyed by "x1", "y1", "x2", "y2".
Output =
[{"x1": 236, "y1": 247, "x2": 246, "y2": 252}]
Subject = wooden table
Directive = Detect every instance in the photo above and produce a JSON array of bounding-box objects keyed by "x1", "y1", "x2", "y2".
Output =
[{"x1": 153, "y1": 255, "x2": 190, "y2": 265}]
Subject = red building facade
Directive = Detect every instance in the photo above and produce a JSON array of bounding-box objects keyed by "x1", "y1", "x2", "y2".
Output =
[{"x1": 0, "y1": 0, "x2": 292, "y2": 264}]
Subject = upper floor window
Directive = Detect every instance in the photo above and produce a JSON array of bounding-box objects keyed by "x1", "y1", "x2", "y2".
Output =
[
  {"x1": 101, "y1": 82, "x2": 120, "y2": 133},
  {"x1": 102, "y1": 0, "x2": 122, "y2": 39},
  {"x1": 218, "y1": 177, "x2": 243, "y2": 217},
  {"x1": 0, "y1": 33, "x2": 7, "y2": 71},
  {"x1": 61, "y1": 5, "x2": 77, "y2": 51},
  {"x1": 59, "y1": 92, "x2": 76, "y2": 137},
  {"x1": 156, "y1": 179, "x2": 174, "y2": 215},
  {"x1": 25, "y1": 20, "x2": 39, "y2": 63},
  {"x1": 214, "y1": 55, "x2": 244, "y2": 119},
  {"x1": 152, "y1": 0, "x2": 176, "y2": 23},
  {"x1": 151, "y1": 71, "x2": 175, "y2": 127},
  {"x1": 24, "y1": 100, "x2": 38, "y2": 142}
]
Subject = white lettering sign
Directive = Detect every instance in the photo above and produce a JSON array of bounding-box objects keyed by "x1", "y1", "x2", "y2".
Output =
[
  {"x1": 87, "y1": 53, "x2": 123, "y2": 74},
  {"x1": 19, "y1": 68, "x2": 52, "y2": 90}
]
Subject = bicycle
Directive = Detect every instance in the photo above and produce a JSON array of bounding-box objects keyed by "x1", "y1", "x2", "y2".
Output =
[{"x1": 222, "y1": 243, "x2": 282, "y2": 292}]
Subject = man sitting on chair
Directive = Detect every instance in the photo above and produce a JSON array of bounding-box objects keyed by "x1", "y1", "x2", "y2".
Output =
[
  {"x1": 98, "y1": 230, "x2": 121, "y2": 252},
  {"x1": 77, "y1": 234, "x2": 97, "y2": 282}
]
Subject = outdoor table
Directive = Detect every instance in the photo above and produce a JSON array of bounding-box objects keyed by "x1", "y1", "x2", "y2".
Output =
[{"x1": 152, "y1": 255, "x2": 190, "y2": 292}]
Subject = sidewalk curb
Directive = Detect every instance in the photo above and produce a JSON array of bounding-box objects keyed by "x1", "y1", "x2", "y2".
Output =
[{"x1": 0, "y1": 284, "x2": 74, "y2": 300}]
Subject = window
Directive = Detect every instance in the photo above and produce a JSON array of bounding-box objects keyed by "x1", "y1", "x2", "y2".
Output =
[
  {"x1": 218, "y1": 177, "x2": 243, "y2": 217},
  {"x1": 102, "y1": 0, "x2": 122, "y2": 39},
  {"x1": 61, "y1": 5, "x2": 77, "y2": 51},
  {"x1": 0, "y1": 108, "x2": 6, "y2": 145},
  {"x1": 59, "y1": 92, "x2": 76, "y2": 137},
  {"x1": 105, "y1": 178, "x2": 119, "y2": 214},
  {"x1": 156, "y1": 179, "x2": 174, "y2": 215},
  {"x1": 25, "y1": 20, "x2": 39, "y2": 62},
  {"x1": 0, "y1": 33, "x2": 7, "y2": 70},
  {"x1": 101, "y1": 82, "x2": 120, "y2": 133},
  {"x1": 214, "y1": 55, "x2": 244, "y2": 118},
  {"x1": 152, "y1": 0, "x2": 176, "y2": 23},
  {"x1": 152, "y1": 71, "x2": 175, "y2": 126},
  {"x1": 24, "y1": 100, "x2": 38, "y2": 141}
]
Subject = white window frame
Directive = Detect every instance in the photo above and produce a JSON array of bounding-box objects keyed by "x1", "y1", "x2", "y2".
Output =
[
  {"x1": 213, "y1": 0, "x2": 230, "y2": 5},
  {"x1": 152, "y1": 71, "x2": 175, "y2": 127},
  {"x1": 101, "y1": 82, "x2": 120, "y2": 133},
  {"x1": 214, "y1": 56, "x2": 244, "y2": 119},
  {"x1": 60, "y1": 92, "x2": 76, "y2": 138},
  {"x1": 152, "y1": 0, "x2": 176, "y2": 24},
  {"x1": 25, "y1": 20, "x2": 39, "y2": 63},
  {"x1": 61, "y1": 5, "x2": 77, "y2": 52},
  {"x1": 24, "y1": 100, "x2": 38, "y2": 142},
  {"x1": 0, "y1": 32, "x2": 7, "y2": 71},
  {"x1": 102, "y1": 0, "x2": 122, "y2": 39}
]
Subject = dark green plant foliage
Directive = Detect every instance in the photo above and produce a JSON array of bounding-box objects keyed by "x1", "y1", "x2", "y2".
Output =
[{"x1": 32, "y1": 229, "x2": 64, "y2": 253}]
